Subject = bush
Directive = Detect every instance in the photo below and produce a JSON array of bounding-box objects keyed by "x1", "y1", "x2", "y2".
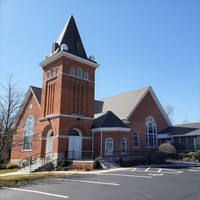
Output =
[
  {"x1": 158, "y1": 143, "x2": 176, "y2": 154},
  {"x1": 194, "y1": 151, "x2": 200, "y2": 162},
  {"x1": 1, "y1": 163, "x2": 19, "y2": 169},
  {"x1": 177, "y1": 152, "x2": 186, "y2": 159},
  {"x1": 60, "y1": 160, "x2": 71, "y2": 167},
  {"x1": 149, "y1": 151, "x2": 169, "y2": 164},
  {"x1": 36, "y1": 162, "x2": 55, "y2": 172},
  {"x1": 93, "y1": 157, "x2": 102, "y2": 169},
  {"x1": 186, "y1": 152, "x2": 195, "y2": 158}
]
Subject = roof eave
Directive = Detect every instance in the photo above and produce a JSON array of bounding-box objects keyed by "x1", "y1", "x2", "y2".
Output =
[
  {"x1": 39, "y1": 50, "x2": 99, "y2": 68},
  {"x1": 91, "y1": 127, "x2": 131, "y2": 133}
]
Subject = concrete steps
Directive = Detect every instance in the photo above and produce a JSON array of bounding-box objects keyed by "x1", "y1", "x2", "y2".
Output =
[{"x1": 18, "y1": 160, "x2": 43, "y2": 172}]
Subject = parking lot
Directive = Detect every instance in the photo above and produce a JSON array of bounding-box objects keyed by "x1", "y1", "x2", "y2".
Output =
[{"x1": 1, "y1": 165, "x2": 200, "y2": 200}]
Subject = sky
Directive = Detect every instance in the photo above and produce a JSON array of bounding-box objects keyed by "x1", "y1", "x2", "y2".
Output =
[{"x1": 0, "y1": 0, "x2": 200, "y2": 124}]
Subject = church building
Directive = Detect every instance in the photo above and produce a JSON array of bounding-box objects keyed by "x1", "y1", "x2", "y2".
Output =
[{"x1": 10, "y1": 16, "x2": 172, "y2": 165}]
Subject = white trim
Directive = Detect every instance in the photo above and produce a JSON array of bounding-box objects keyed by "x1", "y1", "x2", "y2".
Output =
[
  {"x1": 39, "y1": 114, "x2": 94, "y2": 122},
  {"x1": 91, "y1": 127, "x2": 131, "y2": 133},
  {"x1": 40, "y1": 50, "x2": 99, "y2": 68},
  {"x1": 62, "y1": 72, "x2": 94, "y2": 83},
  {"x1": 126, "y1": 87, "x2": 172, "y2": 126},
  {"x1": 57, "y1": 135, "x2": 92, "y2": 139},
  {"x1": 157, "y1": 133, "x2": 170, "y2": 139}
]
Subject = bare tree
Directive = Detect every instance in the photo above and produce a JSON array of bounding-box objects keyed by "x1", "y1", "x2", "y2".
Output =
[
  {"x1": 165, "y1": 104, "x2": 175, "y2": 124},
  {"x1": 0, "y1": 76, "x2": 24, "y2": 163}
]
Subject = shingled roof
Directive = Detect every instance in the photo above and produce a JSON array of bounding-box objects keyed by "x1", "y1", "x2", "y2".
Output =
[
  {"x1": 30, "y1": 86, "x2": 42, "y2": 105},
  {"x1": 93, "y1": 111, "x2": 128, "y2": 129},
  {"x1": 159, "y1": 122, "x2": 200, "y2": 136},
  {"x1": 95, "y1": 87, "x2": 149, "y2": 120},
  {"x1": 55, "y1": 15, "x2": 87, "y2": 59},
  {"x1": 94, "y1": 86, "x2": 172, "y2": 126}
]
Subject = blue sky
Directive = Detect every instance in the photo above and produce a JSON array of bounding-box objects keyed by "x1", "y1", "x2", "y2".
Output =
[{"x1": 0, "y1": 0, "x2": 200, "y2": 124}]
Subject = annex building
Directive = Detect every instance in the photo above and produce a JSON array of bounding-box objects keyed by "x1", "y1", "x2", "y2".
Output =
[{"x1": 11, "y1": 15, "x2": 193, "y2": 166}]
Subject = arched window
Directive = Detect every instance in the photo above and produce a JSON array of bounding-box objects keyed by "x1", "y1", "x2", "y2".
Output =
[
  {"x1": 76, "y1": 68, "x2": 82, "y2": 78},
  {"x1": 84, "y1": 72, "x2": 89, "y2": 80},
  {"x1": 133, "y1": 132, "x2": 139, "y2": 148},
  {"x1": 145, "y1": 116, "x2": 157, "y2": 148},
  {"x1": 105, "y1": 138, "x2": 113, "y2": 155},
  {"x1": 70, "y1": 67, "x2": 75, "y2": 76},
  {"x1": 23, "y1": 115, "x2": 34, "y2": 150},
  {"x1": 121, "y1": 138, "x2": 127, "y2": 154}
]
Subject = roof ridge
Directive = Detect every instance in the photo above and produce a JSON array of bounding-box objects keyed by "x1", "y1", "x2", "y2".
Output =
[{"x1": 100, "y1": 86, "x2": 150, "y2": 100}]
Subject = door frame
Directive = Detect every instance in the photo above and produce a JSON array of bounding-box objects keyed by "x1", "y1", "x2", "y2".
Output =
[
  {"x1": 46, "y1": 129, "x2": 54, "y2": 161},
  {"x1": 68, "y1": 129, "x2": 82, "y2": 160}
]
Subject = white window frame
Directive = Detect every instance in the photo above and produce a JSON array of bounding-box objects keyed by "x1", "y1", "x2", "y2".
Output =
[
  {"x1": 133, "y1": 132, "x2": 140, "y2": 148},
  {"x1": 70, "y1": 67, "x2": 75, "y2": 76},
  {"x1": 84, "y1": 72, "x2": 89, "y2": 80},
  {"x1": 105, "y1": 138, "x2": 113, "y2": 155},
  {"x1": 23, "y1": 115, "x2": 34, "y2": 151},
  {"x1": 76, "y1": 67, "x2": 83, "y2": 78},
  {"x1": 145, "y1": 116, "x2": 157, "y2": 148},
  {"x1": 121, "y1": 138, "x2": 127, "y2": 154}
]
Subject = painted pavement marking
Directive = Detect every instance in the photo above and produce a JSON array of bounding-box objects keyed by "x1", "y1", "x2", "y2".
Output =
[
  {"x1": 55, "y1": 179, "x2": 120, "y2": 186},
  {"x1": 131, "y1": 167, "x2": 183, "y2": 174},
  {"x1": 97, "y1": 173, "x2": 152, "y2": 179},
  {"x1": 189, "y1": 167, "x2": 200, "y2": 172},
  {"x1": 2, "y1": 187, "x2": 69, "y2": 199}
]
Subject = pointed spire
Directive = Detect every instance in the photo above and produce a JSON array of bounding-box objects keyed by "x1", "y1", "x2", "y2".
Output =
[{"x1": 54, "y1": 15, "x2": 87, "y2": 59}]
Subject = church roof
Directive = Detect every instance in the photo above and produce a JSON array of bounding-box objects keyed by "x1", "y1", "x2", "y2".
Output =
[
  {"x1": 92, "y1": 111, "x2": 128, "y2": 129},
  {"x1": 55, "y1": 15, "x2": 87, "y2": 59},
  {"x1": 94, "y1": 86, "x2": 172, "y2": 126},
  {"x1": 95, "y1": 87, "x2": 149, "y2": 120}
]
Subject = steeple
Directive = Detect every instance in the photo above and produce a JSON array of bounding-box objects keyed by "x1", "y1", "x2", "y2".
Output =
[{"x1": 52, "y1": 15, "x2": 87, "y2": 59}]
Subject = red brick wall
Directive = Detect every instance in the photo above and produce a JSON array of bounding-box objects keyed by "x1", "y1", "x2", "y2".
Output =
[
  {"x1": 10, "y1": 93, "x2": 42, "y2": 162},
  {"x1": 128, "y1": 91, "x2": 170, "y2": 152}
]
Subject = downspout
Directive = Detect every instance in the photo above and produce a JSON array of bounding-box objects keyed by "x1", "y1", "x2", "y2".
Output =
[
  {"x1": 100, "y1": 128, "x2": 102, "y2": 159},
  {"x1": 92, "y1": 131, "x2": 94, "y2": 159}
]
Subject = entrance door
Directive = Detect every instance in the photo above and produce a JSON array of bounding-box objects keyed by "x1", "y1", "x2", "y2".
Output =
[
  {"x1": 46, "y1": 130, "x2": 54, "y2": 161},
  {"x1": 68, "y1": 130, "x2": 82, "y2": 159}
]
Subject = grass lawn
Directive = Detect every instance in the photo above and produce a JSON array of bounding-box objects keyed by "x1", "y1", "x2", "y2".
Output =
[
  {"x1": 0, "y1": 169, "x2": 18, "y2": 174},
  {"x1": 0, "y1": 172, "x2": 73, "y2": 188}
]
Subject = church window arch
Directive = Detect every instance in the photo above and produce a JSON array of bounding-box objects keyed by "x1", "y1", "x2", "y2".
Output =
[
  {"x1": 105, "y1": 138, "x2": 113, "y2": 155},
  {"x1": 145, "y1": 116, "x2": 157, "y2": 148}
]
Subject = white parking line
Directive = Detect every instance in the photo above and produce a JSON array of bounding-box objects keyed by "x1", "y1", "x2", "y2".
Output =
[
  {"x1": 55, "y1": 179, "x2": 120, "y2": 186},
  {"x1": 2, "y1": 187, "x2": 69, "y2": 199},
  {"x1": 145, "y1": 167, "x2": 150, "y2": 172},
  {"x1": 131, "y1": 167, "x2": 183, "y2": 174},
  {"x1": 98, "y1": 173, "x2": 152, "y2": 179}
]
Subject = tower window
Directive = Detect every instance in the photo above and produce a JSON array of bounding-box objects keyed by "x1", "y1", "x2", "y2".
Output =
[
  {"x1": 70, "y1": 67, "x2": 75, "y2": 76},
  {"x1": 84, "y1": 72, "x2": 89, "y2": 80},
  {"x1": 77, "y1": 68, "x2": 83, "y2": 78}
]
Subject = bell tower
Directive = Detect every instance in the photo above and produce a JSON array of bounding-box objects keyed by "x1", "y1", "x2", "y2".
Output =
[{"x1": 39, "y1": 15, "x2": 99, "y2": 120}]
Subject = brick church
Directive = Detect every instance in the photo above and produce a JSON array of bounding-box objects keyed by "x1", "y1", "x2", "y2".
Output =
[{"x1": 10, "y1": 15, "x2": 171, "y2": 165}]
